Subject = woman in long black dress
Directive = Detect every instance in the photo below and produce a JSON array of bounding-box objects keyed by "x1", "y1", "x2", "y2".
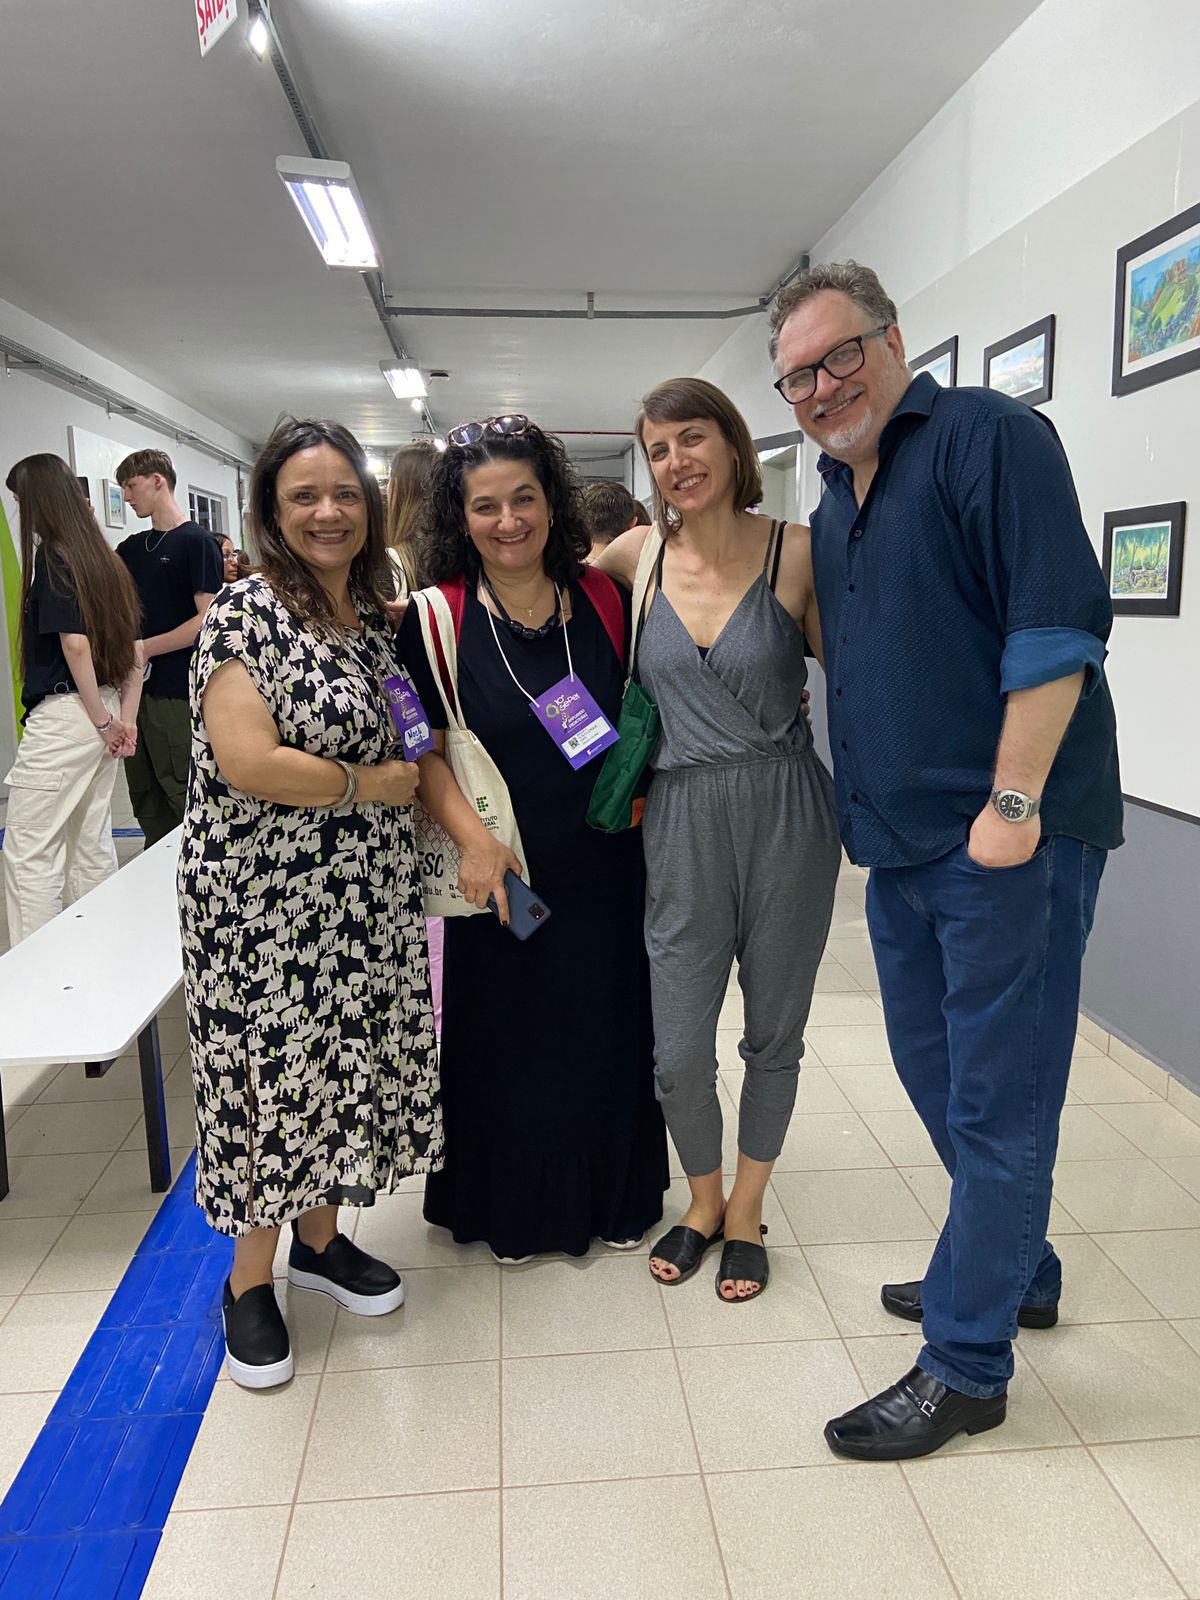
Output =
[{"x1": 397, "y1": 416, "x2": 667, "y2": 1260}]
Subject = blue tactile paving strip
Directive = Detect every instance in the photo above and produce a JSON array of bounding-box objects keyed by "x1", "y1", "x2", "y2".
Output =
[{"x1": 0, "y1": 1154, "x2": 232, "y2": 1599}]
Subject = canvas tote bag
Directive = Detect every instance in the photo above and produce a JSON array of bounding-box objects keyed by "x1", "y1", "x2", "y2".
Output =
[{"x1": 411, "y1": 587, "x2": 527, "y2": 917}]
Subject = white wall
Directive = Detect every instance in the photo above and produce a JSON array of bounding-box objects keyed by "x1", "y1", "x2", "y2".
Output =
[
  {"x1": 0, "y1": 297, "x2": 254, "y2": 780},
  {"x1": 698, "y1": 0, "x2": 1200, "y2": 816},
  {"x1": 631, "y1": 449, "x2": 653, "y2": 508},
  {"x1": 898, "y1": 109, "x2": 1200, "y2": 816},
  {"x1": 815, "y1": 0, "x2": 1200, "y2": 310}
]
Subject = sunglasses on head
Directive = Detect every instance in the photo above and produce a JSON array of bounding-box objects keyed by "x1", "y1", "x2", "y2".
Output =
[{"x1": 446, "y1": 414, "x2": 531, "y2": 450}]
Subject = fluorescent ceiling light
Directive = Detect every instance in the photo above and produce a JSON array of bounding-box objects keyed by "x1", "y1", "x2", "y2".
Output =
[
  {"x1": 410, "y1": 397, "x2": 425, "y2": 413},
  {"x1": 275, "y1": 156, "x2": 380, "y2": 271},
  {"x1": 379, "y1": 363, "x2": 428, "y2": 400},
  {"x1": 247, "y1": 14, "x2": 270, "y2": 57}
]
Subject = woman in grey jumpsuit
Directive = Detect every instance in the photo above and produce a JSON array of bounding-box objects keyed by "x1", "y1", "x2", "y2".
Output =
[{"x1": 597, "y1": 377, "x2": 840, "y2": 1300}]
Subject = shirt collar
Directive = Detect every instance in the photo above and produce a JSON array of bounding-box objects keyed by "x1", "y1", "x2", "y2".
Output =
[{"x1": 816, "y1": 372, "x2": 939, "y2": 482}]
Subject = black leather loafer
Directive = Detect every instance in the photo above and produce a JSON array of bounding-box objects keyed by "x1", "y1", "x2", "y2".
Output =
[
  {"x1": 824, "y1": 1365, "x2": 1006, "y2": 1461},
  {"x1": 881, "y1": 1279, "x2": 1059, "y2": 1329},
  {"x1": 288, "y1": 1228, "x2": 405, "y2": 1316},
  {"x1": 222, "y1": 1278, "x2": 293, "y2": 1391}
]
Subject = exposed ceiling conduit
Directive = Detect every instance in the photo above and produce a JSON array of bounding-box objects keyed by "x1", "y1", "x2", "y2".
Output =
[
  {"x1": 253, "y1": 0, "x2": 439, "y2": 437},
  {"x1": 0, "y1": 336, "x2": 254, "y2": 472},
  {"x1": 381, "y1": 255, "x2": 812, "y2": 324},
  {"x1": 384, "y1": 303, "x2": 767, "y2": 321},
  {"x1": 255, "y1": 4, "x2": 811, "y2": 436}
]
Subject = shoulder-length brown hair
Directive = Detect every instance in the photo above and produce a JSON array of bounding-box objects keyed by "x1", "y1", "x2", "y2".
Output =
[
  {"x1": 250, "y1": 418, "x2": 392, "y2": 633},
  {"x1": 635, "y1": 377, "x2": 762, "y2": 534},
  {"x1": 4, "y1": 454, "x2": 139, "y2": 688},
  {"x1": 385, "y1": 438, "x2": 439, "y2": 592}
]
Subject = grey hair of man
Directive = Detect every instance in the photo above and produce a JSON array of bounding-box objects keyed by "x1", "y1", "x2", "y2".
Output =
[{"x1": 767, "y1": 261, "x2": 899, "y2": 364}]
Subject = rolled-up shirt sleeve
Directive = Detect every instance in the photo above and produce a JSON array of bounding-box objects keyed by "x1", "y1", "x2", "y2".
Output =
[
  {"x1": 958, "y1": 408, "x2": 1112, "y2": 696},
  {"x1": 999, "y1": 625, "x2": 1106, "y2": 697}
]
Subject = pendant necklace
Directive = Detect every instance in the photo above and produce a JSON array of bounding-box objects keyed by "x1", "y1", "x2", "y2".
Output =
[
  {"x1": 483, "y1": 572, "x2": 542, "y2": 619},
  {"x1": 482, "y1": 573, "x2": 560, "y2": 638}
]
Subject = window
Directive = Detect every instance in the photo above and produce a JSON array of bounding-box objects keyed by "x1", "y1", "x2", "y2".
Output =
[{"x1": 189, "y1": 489, "x2": 226, "y2": 537}]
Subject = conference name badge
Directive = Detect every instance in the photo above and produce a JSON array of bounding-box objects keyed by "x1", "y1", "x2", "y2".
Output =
[
  {"x1": 530, "y1": 675, "x2": 620, "y2": 770},
  {"x1": 383, "y1": 673, "x2": 436, "y2": 760}
]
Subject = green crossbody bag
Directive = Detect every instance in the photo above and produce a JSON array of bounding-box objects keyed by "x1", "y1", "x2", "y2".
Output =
[{"x1": 586, "y1": 529, "x2": 664, "y2": 833}]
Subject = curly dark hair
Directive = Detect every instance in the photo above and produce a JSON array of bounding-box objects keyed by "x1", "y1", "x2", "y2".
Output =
[
  {"x1": 422, "y1": 422, "x2": 590, "y2": 586},
  {"x1": 250, "y1": 417, "x2": 392, "y2": 633}
]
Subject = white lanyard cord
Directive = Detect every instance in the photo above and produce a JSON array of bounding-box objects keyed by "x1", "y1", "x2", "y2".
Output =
[{"x1": 484, "y1": 585, "x2": 574, "y2": 701}]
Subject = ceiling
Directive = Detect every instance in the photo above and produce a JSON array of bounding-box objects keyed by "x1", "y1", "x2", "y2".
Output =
[{"x1": 0, "y1": 0, "x2": 1041, "y2": 459}]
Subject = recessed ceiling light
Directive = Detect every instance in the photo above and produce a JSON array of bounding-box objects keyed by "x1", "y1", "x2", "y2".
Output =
[{"x1": 276, "y1": 156, "x2": 380, "y2": 271}]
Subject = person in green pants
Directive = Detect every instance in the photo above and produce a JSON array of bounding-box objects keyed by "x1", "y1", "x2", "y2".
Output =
[{"x1": 115, "y1": 449, "x2": 222, "y2": 846}]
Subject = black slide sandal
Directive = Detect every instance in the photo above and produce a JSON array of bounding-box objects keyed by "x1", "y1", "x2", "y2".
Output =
[
  {"x1": 715, "y1": 1226, "x2": 769, "y2": 1302},
  {"x1": 648, "y1": 1224, "x2": 724, "y2": 1285}
]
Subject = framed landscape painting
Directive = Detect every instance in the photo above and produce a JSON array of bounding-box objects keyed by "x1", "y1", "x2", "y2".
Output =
[
  {"x1": 909, "y1": 335, "x2": 958, "y2": 387},
  {"x1": 1112, "y1": 199, "x2": 1200, "y2": 397},
  {"x1": 1102, "y1": 501, "x2": 1186, "y2": 616},
  {"x1": 983, "y1": 315, "x2": 1055, "y2": 407},
  {"x1": 102, "y1": 479, "x2": 126, "y2": 530}
]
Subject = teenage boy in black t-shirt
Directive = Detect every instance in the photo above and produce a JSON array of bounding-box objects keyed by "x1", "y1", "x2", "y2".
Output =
[{"x1": 115, "y1": 449, "x2": 222, "y2": 846}]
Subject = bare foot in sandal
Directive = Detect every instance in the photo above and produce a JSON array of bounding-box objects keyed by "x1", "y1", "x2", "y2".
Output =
[
  {"x1": 717, "y1": 1196, "x2": 768, "y2": 1300},
  {"x1": 649, "y1": 1199, "x2": 725, "y2": 1283}
]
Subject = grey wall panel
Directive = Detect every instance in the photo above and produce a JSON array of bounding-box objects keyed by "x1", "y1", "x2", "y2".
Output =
[{"x1": 1082, "y1": 800, "x2": 1200, "y2": 1094}]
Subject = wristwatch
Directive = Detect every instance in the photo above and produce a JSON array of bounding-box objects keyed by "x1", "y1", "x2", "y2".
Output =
[{"x1": 990, "y1": 788, "x2": 1041, "y2": 823}]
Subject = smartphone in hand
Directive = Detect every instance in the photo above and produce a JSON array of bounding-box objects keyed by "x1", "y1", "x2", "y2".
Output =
[{"x1": 487, "y1": 869, "x2": 552, "y2": 940}]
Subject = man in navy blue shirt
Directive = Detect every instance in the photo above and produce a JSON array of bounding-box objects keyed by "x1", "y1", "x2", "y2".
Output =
[{"x1": 770, "y1": 263, "x2": 1121, "y2": 1461}]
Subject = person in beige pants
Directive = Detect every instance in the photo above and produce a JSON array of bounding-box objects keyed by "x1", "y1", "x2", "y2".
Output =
[{"x1": 3, "y1": 454, "x2": 143, "y2": 944}]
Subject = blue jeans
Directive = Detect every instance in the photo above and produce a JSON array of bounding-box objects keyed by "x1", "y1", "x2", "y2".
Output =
[{"x1": 867, "y1": 836, "x2": 1106, "y2": 1398}]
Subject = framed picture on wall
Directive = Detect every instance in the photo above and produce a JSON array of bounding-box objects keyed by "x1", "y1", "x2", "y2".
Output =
[
  {"x1": 909, "y1": 335, "x2": 958, "y2": 387},
  {"x1": 983, "y1": 315, "x2": 1055, "y2": 406},
  {"x1": 102, "y1": 479, "x2": 126, "y2": 530},
  {"x1": 1102, "y1": 501, "x2": 1186, "y2": 616},
  {"x1": 1111, "y1": 199, "x2": 1200, "y2": 397}
]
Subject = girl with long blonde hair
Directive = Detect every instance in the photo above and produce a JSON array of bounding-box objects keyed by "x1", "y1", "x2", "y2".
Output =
[{"x1": 385, "y1": 438, "x2": 440, "y2": 597}]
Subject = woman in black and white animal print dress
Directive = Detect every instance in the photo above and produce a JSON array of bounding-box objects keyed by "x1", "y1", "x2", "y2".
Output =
[{"x1": 179, "y1": 417, "x2": 441, "y2": 1390}]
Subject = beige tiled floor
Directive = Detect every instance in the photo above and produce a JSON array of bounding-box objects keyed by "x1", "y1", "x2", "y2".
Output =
[{"x1": 3, "y1": 845, "x2": 1200, "y2": 1597}]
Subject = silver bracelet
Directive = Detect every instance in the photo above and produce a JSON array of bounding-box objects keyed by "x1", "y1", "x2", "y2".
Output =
[
  {"x1": 95, "y1": 716, "x2": 114, "y2": 735},
  {"x1": 332, "y1": 758, "x2": 358, "y2": 805}
]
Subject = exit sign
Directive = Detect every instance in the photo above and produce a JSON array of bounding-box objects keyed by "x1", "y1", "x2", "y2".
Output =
[{"x1": 196, "y1": 0, "x2": 238, "y2": 56}]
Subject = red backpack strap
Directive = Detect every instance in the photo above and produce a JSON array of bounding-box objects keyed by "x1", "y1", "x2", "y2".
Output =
[
  {"x1": 425, "y1": 576, "x2": 468, "y2": 718},
  {"x1": 578, "y1": 567, "x2": 626, "y2": 663},
  {"x1": 441, "y1": 573, "x2": 468, "y2": 641}
]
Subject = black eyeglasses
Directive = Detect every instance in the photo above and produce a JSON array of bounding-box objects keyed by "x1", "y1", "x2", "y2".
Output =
[
  {"x1": 446, "y1": 414, "x2": 531, "y2": 450},
  {"x1": 773, "y1": 325, "x2": 890, "y2": 404}
]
